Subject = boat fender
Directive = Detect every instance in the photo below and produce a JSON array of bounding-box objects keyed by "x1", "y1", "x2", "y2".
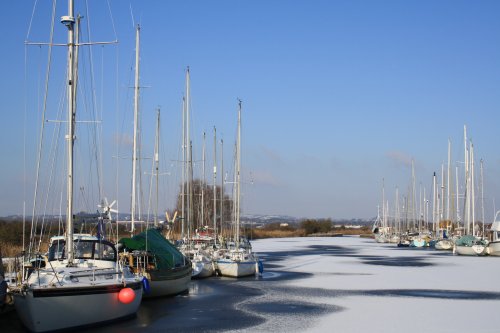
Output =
[
  {"x1": 142, "y1": 277, "x2": 151, "y2": 294},
  {"x1": 0, "y1": 280, "x2": 7, "y2": 307},
  {"x1": 118, "y1": 287, "x2": 136, "y2": 304},
  {"x1": 258, "y1": 260, "x2": 264, "y2": 274}
]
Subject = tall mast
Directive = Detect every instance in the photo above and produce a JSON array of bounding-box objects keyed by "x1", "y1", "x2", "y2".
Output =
[
  {"x1": 201, "y1": 131, "x2": 206, "y2": 231},
  {"x1": 432, "y1": 172, "x2": 437, "y2": 230},
  {"x1": 381, "y1": 178, "x2": 386, "y2": 229},
  {"x1": 470, "y1": 142, "x2": 475, "y2": 235},
  {"x1": 480, "y1": 159, "x2": 485, "y2": 237},
  {"x1": 455, "y1": 166, "x2": 460, "y2": 228},
  {"x1": 446, "y1": 139, "x2": 451, "y2": 221},
  {"x1": 418, "y1": 182, "x2": 422, "y2": 231},
  {"x1": 181, "y1": 68, "x2": 191, "y2": 239},
  {"x1": 185, "y1": 67, "x2": 191, "y2": 240},
  {"x1": 235, "y1": 100, "x2": 242, "y2": 248},
  {"x1": 464, "y1": 125, "x2": 469, "y2": 234},
  {"x1": 131, "y1": 24, "x2": 140, "y2": 234},
  {"x1": 62, "y1": 0, "x2": 76, "y2": 264},
  {"x1": 411, "y1": 160, "x2": 417, "y2": 232},
  {"x1": 219, "y1": 138, "x2": 224, "y2": 243},
  {"x1": 181, "y1": 97, "x2": 185, "y2": 238},
  {"x1": 154, "y1": 108, "x2": 160, "y2": 227},
  {"x1": 188, "y1": 140, "x2": 193, "y2": 241},
  {"x1": 213, "y1": 127, "x2": 217, "y2": 243},
  {"x1": 395, "y1": 187, "x2": 400, "y2": 235},
  {"x1": 441, "y1": 163, "x2": 445, "y2": 224},
  {"x1": 423, "y1": 187, "x2": 428, "y2": 229}
]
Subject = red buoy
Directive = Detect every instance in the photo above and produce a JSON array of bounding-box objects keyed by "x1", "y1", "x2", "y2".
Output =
[{"x1": 118, "y1": 287, "x2": 135, "y2": 304}]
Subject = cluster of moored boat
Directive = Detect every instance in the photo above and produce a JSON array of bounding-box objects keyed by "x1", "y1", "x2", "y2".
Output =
[
  {"x1": 373, "y1": 210, "x2": 500, "y2": 256},
  {"x1": 1, "y1": 226, "x2": 261, "y2": 332},
  {"x1": 0, "y1": 0, "x2": 266, "y2": 330},
  {"x1": 373, "y1": 125, "x2": 499, "y2": 257}
]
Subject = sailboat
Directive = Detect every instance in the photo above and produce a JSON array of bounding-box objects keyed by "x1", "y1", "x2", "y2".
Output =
[
  {"x1": 11, "y1": 2, "x2": 142, "y2": 331},
  {"x1": 372, "y1": 206, "x2": 388, "y2": 243},
  {"x1": 174, "y1": 67, "x2": 215, "y2": 279},
  {"x1": 117, "y1": 27, "x2": 191, "y2": 297},
  {"x1": 454, "y1": 127, "x2": 488, "y2": 256},
  {"x1": 188, "y1": 131, "x2": 215, "y2": 279},
  {"x1": 0, "y1": 248, "x2": 9, "y2": 313},
  {"x1": 119, "y1": 228, "x2": 192, "y2": 297},
  {"x1": 216, "y1": 101, "x2": 259, "y2": 278},
  {"x1": 487, "y1": 211, "x2": 500, "y2": 256},
  {"x1": 434, "y1": 220, "x2": 454, "y2": 251},
  {"x1": 433, "y1": 144, "x2": 455, "y2": 251}
]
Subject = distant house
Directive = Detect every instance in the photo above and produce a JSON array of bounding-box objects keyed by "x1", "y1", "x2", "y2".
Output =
[
  {"x1": 334, "y1": 224, "x2": 362, "y2": 229},
  {"x1": 280, "y1": 223, "x2": 289, "y2": 227}
]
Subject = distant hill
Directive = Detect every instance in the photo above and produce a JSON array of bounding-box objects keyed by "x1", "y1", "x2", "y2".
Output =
[
  {"x1": 2, "y1": 213, "x2": 375, "y2": 227},
  {"x1": 240, "y1": 214, "x2": 374, "y2": 227}
]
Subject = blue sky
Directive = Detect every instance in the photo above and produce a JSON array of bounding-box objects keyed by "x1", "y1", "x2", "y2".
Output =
[{"x1": 1, "y1": 0, "x2": 499, "y2": 221}]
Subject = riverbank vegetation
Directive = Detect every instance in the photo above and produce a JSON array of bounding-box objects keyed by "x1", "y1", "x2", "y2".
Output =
[
  {"x1": 0, "y1": 217, "x2": 373, "y2": 259},
  {"x1": 247, "y1": 219, "x2": 373, "y2": 239}
]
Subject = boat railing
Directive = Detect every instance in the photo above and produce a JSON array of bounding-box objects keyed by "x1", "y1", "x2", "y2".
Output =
[{"x1": 68, "y1": 270, "x2": 120, "y2": 279}]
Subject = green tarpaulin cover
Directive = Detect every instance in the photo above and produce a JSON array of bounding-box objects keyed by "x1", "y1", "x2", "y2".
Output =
[
  {"x1": 455, "y1": 235, "x2": 487, "y2": 247},
  {"x1": 119, "y1": 229, "x2": 185, "y2": 269}
]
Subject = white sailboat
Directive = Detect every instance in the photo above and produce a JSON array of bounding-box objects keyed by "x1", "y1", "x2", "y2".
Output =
[
  {"x1": 487, "y1": 211, "x2": 500, "y2": 256},
  {"x1": 216, "y1": 100, "x2": 258, "y2": 278},
  {"x1": 372, "y1": 206, "x2": 388, "y2": 243},
  {"x1": 434, "y1": 237, "x2": 454, "y2": 251},
  {"x1": 434, "y1": 142, "x2": 455, "y2": 251},
  {"x1": 0, "y1": 247, "x2": 9, "y2": 312},
  {"x1": 175, "y1": 68, "x2": 215, "y2": 279},
  {"x1": 454, "y1": 127, "x2": 487, "y2": 256},
  {"x1": 189, "y1": 131, "x2": 215, "y2": 279},
  {"x1": 118, "y1": 27, "x2": 191, "y2": 297},
  {"x1": 190, "y1": 247, "x2": 215, "y2": 279},
  {"x1": 11, "y1": 2, "x2": 143, "y2": 331}
]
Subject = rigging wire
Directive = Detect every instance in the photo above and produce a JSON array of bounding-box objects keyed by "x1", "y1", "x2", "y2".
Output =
[
  {"x1": 25, "y1": 0, "x2": 39, "y2": 41},
  {"x1": 106, "y1": 0, "x2": 119, "y2": 41},
  {"x1": 84, "y1": 0, "x2": 104, "y2": 203},
  {"x1": 29, "y1": 0, "x2": 57, "y2": 259},
  {"x1": 37, "y1": 81, "x2": 66, "y2": 253}
]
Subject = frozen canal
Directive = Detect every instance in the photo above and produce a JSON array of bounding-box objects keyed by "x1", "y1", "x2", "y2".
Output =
[
  {"x1": 3, "y1": 236, "x2": 500, "y2": 332},
  {"x1": 253, "y1": 236, "x2": 500, "y2": 333}
]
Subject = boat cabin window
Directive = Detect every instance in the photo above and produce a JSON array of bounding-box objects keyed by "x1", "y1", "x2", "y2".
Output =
[
  {"x1": 94, "y1": 242, "x2": 116, "y2": 260},
  {"x1": 48, "y1": 240, "x2": 117, "y2": 261},
  {"x1": 75, "y1": 242, "x2": 94, "y2": 259},
  {"x1": 48, "y1": 240, "x2": 65, "y2": 260}
]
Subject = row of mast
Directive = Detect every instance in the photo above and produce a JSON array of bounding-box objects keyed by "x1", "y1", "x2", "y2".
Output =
[
  {"x1": 379, "y1": 125, "x2": 488, "y2": 236},
  {"x1": 129, "y1": 25, "x2": 236, "y2": 241}
]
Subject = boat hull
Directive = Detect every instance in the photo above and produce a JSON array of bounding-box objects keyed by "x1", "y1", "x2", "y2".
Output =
[
  {"x1": 410, "y1": 238, "x2": 427, "y2": 248},
  {"x1": 216, "y1": 259, "x2": 256, "y2": 277},
  {"x1": 455, "y1": 244, "x2": 487, "y2": 256},
  {"x1": 374, "y1": 234, "x2": 388, "y2": 243},
  {"x1": 389, "y1": 235, "x2": 400, "y2": 244},
  {"x1": 13, "y1": 281, "x2": 142, "y2": 332},
  {"x1": 435, "y1": 239, "x2": 454, "y2": 251},
  {"x1": 487, "y1": 241, "x2": 500, "y2": 256},
  {"x1": 145, "y1": 265, "x2": 192, "y2": 298},
  {"x1": 192, "y1": 260, "x2": 214, "y2": 279}
]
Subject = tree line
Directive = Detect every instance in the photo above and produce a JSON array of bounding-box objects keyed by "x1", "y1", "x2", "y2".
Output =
[{"x1": 170, "y1": 180, "x2": 234, "y2": 237}]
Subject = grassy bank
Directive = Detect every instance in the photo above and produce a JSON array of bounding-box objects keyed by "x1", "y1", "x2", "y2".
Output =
[{"x1": 0, "y1": 218, "x2": 374, "y2": 258}]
